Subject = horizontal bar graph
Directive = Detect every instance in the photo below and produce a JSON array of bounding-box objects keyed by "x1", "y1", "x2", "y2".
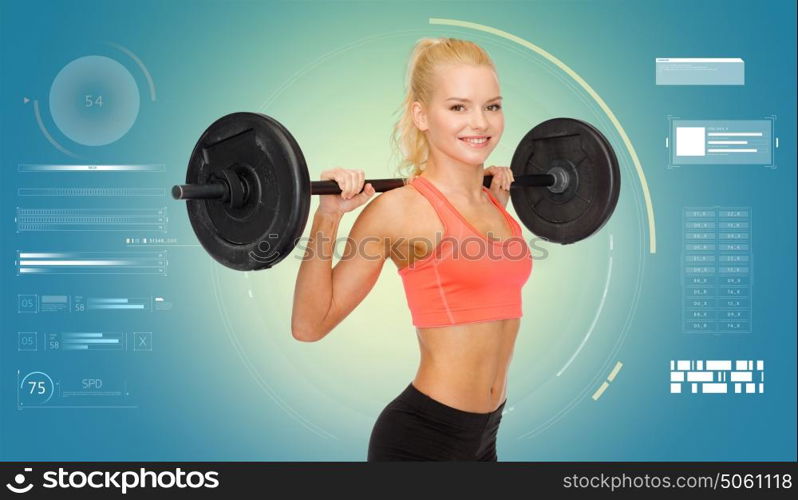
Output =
[
  {"x1": 19, "y1": 294, "x2": 171, "y2": 313},
  {"x1": 46, "y1": 332, "x2": 124, "y2": 351},
  {"x1": 17, "y1": 251, "x2": 167, "y2": 275},
  {"x1": 17, "y1": 187, "x2": 165, "y2": 197},
  {"x1": 16, "y1": 207, "x2": 167, "y2": 232},
  {"x1": 18, "y1": 163, "x2": 165, "y2": 172},
  {"x1": 87, "y1": 297, "x2": 148, "y2": 310}
]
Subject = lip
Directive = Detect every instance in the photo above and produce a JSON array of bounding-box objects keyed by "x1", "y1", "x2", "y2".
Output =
[{"x1": 459, "y1": 136, "x2": 491, "y2": 148}]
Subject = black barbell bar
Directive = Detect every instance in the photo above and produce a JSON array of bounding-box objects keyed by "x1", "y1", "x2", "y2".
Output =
[{"x1": 171, "y1": 172, "x2": 557, "y2": 203}]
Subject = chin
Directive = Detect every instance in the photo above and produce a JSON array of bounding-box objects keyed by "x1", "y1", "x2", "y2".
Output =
[
  {"x1": 446, "y1": 155, "x2": 484, "y2": 167},
  {"x1": 457, "y1": 147, "x2": 495, "y2": 166},
  {"x1": 462, "y1": 152, "x2": 493, "y2": 166}
]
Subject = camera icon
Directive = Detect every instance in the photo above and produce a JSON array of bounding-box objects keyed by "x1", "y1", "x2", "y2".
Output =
[{"x1": 5, "y1": 468, "x2": 33, "y2": 494}]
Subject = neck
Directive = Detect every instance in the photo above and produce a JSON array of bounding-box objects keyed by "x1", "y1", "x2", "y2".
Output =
[{"x1": 420, "y1": 155, "x2": 485, "y2": 202}]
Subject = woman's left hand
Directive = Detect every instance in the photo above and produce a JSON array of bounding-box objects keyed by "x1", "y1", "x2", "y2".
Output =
[{"x1": 484, "y1": 165, "x2": 514, "y2": 207}]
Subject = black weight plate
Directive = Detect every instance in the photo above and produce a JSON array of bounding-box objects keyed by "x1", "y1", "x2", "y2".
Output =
[
  {"x1": 185, "y1": 112, "x2": 310, "y2": 270},
  {"x1": 510, "y1": 118, "x2": 620, "y2": 244}
]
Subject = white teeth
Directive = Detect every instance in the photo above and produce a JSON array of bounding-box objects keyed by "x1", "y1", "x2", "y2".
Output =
[{"x1": 462, "y1": 137, "x2": 487, "y2": 144}]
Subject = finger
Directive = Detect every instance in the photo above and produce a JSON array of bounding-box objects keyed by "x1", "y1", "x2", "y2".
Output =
[
  {"x1": 340, "y1": 171, "x2": 349, "y2": 199},
  {"x1": 357, "y1": 170, "x2": 365, "y2": 196},
  {"x1": 345, "y1": 171, "x2": 356, "y2": 199},
  {"x1": 332, "y1": 172, "x2": 346, "y2": 196},
  {"x1": 351, "y1": 170, "x2": 361, "y2": 198},
  {"x1": 349, "y1": 170, "x2": 360, "y2": 199},
  {"x1": 338, "y1": 169, "x2": 352, "y2": 200},
  {"x1": 491, "y1": 173, "x2": 500, "y2": 189},
  {"x1": 357, "y1": 182, "x2": 375, "y2": 201}
]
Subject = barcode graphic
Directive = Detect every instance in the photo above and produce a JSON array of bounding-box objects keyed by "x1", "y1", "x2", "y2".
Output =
[{"x1": 669, "y1": 359, "x2": 764, "y2": 394}]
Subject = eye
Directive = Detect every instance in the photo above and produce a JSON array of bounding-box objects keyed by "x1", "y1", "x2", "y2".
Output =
[
  {"x1": 450, "y1": 104, "x2": 465, "y2": 111},
  {"x1": 487, "y1": 104, "x2": 502, "y2": 111}
]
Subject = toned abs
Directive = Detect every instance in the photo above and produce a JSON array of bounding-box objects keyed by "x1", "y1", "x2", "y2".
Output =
[{"x1": 387, "y1": 182, "x2": 519, "y2": 413}]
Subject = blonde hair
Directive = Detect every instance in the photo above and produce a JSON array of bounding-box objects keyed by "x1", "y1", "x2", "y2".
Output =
[{"x1": 391, "y1": 38, "x2": 497, "y2": 180}]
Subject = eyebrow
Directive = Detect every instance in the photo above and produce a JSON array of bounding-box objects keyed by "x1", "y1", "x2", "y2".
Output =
[{"x1": 445, "y1": 96, "x2": 502, "y2": 103}]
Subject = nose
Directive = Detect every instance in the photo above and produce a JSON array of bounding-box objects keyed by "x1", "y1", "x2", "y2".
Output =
[{"x1": 469, "y1": 108, "x2": 488, "y2": 131}]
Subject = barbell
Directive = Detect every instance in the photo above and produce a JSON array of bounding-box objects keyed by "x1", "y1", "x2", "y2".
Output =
[{"x1": 172, "y1": 112, "x2": 620, "y2": 271}]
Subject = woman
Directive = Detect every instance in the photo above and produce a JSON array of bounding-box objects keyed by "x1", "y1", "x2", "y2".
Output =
[{"x1": 291, "y1": 38, "x2": 533, "y2": 461}]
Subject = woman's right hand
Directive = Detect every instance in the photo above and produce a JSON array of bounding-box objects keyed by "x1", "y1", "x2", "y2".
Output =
[{"x1": 317, "y1": 168, "x2": 376, "y2": 216}]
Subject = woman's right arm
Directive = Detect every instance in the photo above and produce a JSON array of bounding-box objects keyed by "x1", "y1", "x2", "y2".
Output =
[{"x1": 291, "y1": 168, "x2": 387, "y2": 342}]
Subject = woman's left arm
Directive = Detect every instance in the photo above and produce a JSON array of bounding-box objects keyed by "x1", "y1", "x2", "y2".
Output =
[{"x1": 484, "y1": 165, "x2": 514, "y2": 207}]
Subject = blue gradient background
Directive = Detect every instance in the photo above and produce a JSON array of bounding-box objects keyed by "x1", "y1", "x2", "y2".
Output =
[{"x1": 1, "y1": 0, "x2": 795, "y2": 461}]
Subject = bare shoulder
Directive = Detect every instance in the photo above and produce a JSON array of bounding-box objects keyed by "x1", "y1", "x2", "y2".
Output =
[
  {"x1": 352, "y1": 182, "x2": 443, "y2": 267},
  {"x1": 368, "y1": 183, "x2": 420, "y2": 212},
  {"x1": 359, "y1": 184, "x2": 427, "y2": 234}
]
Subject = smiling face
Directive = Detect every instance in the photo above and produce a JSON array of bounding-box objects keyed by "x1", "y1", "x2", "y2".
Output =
[{"x1": 412, "y1": 63, "x2": 504, "y2": 168}]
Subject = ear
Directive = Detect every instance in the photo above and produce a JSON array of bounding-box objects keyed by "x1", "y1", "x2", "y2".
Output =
[{"x1": 411, "y1": 101, "x2": 429, "y2": 132}]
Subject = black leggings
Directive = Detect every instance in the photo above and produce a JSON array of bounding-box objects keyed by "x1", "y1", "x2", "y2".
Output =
[{"x1": 367, "y1": 383, "x2": 505, "y2": 461}]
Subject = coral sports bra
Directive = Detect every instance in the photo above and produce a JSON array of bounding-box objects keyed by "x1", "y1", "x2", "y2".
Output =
[{"x1": 398, "y1": 175, "x2": 533, "y2": 328}]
